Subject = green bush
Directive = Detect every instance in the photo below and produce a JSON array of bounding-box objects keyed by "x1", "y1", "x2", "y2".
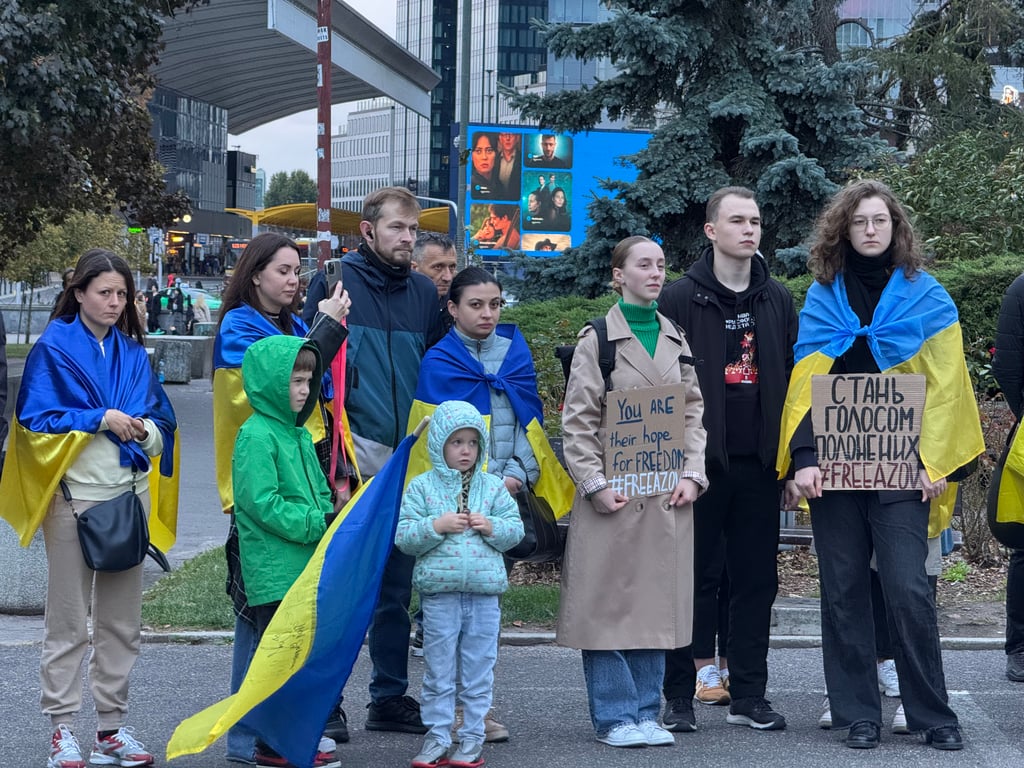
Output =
[{"x1": 931, "y1": 253, "x2": 1023, "y2": 345}]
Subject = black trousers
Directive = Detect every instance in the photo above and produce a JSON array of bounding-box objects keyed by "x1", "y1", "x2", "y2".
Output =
[
  {"x1": 812, "y1": 490, "x2": 957, "y2": 731},
  {"x1": 663, "y1": 458, "x2": 780, "y2": 701},
  {"x1": 1007, "y1": 548, "x2": 1024, "y2": 655}
]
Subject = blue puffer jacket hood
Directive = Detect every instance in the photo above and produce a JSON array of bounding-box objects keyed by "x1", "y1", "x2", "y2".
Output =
[{"x1": 426, "y1": 399, "x2": 489, "y2": 477}]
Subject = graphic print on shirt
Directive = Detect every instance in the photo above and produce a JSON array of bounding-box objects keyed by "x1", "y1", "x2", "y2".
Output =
[{"x1": 724, "y1": 313, "x2": 758, "y2": 384}]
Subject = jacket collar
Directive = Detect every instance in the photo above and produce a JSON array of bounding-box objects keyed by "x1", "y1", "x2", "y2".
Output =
[{"x1": 606, "y1": 303, "x2": 684, "y2": 387}]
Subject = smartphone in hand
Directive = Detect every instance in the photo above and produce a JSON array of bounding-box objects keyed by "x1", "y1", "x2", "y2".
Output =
[{"x1": 324, "y1": 258, "x2": 343, "y2": 295}]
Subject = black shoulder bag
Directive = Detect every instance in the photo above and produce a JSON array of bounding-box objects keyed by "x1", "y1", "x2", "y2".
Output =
[{"x1": 59, "y1": 475, "x2": 170, "y2": 573}]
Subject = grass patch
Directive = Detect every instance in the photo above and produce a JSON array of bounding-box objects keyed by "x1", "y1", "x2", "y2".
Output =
[
  {"x1": 7, "y1": 343, "x2": 31, "y2": 358},
  {"x1": 143, "y1": 546, "x2": 561, "y2": 630},
  {"x1": 141, "y1": 547, "x2": 234, "y2": 630}
]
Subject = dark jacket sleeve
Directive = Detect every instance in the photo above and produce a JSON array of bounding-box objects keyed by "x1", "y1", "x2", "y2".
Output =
[
  {"x1": 302, "y1": 270, "x2": 329, "y2": 326},
  {"x1": 304, "y1": 313, "x2": 349, "y2": 365},
  {"x1": 992, "y1": 273, "x2": 1024, "y2": 419}
]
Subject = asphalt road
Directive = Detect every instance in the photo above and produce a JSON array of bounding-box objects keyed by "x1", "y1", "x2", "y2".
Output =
[{"x1": 0, "y1": 644, "x2": 1021, "y2": 767}]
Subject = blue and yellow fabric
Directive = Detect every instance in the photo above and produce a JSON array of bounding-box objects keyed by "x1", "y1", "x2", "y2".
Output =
[
  {"x1": 167, "y1": 432, "x2": 417, "y2": 768},
  {"x1": 0, "y1": 317, "x2": 179, "y2": 549},
  {"x1": 776, "y1": 270, "x2": 984, "y2": 535},
  {"x1": 406, "y1": 324, "x2": 574, "y2": 518},
  {"x1": 994, "y1": 425, "x2": 1024, "y2": 527},
  {"x1": 213, "y1": 305, "x2": 354, "y2": 513}
]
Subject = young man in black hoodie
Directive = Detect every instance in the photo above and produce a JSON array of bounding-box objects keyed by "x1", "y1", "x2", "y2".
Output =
[{"x1": 658, "y1": 186, "x2": 798, "y2": 732}]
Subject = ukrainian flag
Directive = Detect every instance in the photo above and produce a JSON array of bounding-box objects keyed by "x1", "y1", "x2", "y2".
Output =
[
  {"x1": 406, "y1": 324, "x2": 575, "y2": 518},
  {"x1": 214, "y1": 306, "x2": 352, "y2": 513},
  {"x1": 993, "y1": 426, "x2": 1024, "y2": 526},
  {"x1": 167, "y1": 431, "x2": 416, "y2": 768},
  {"x1": 776, "y1": 270, "x2": 984, "y2": 535},
  {"x1": 0, "y1": 317, "x2": 179, "y2": 550}
]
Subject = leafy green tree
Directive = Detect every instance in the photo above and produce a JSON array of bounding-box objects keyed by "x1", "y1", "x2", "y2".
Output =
[
  {"x1": 853, "y1": 0, "x2": 1024, "y2": 149},
  {"x1": 864, "y1": 130, "x2": 1024, "y2": 262},
  {"x1": 505, "y1": 0, "x2": 886, "y2": 297},
  {"x1": 263, "y1": 170, "x2": 318, "y2": 208},
  {"x1": 0, "y1": 0, "x2": 197, "y2": 268}
]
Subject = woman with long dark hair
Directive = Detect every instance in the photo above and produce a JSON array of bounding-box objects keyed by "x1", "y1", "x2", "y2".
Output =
[
  {"x1": 1, "y1": 249, "x2": 178, "y2": 768},
  {"x1": 213, "y1": 232, "x2": 352, "y2": 763},
  {"x1": 782, "y1": 180, "x2": 984, "y2": 751}
]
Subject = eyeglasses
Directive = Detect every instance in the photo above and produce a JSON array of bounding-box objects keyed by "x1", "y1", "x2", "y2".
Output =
[{"x1": 850, "y1": 215, "x2": 892, "y2": 231}]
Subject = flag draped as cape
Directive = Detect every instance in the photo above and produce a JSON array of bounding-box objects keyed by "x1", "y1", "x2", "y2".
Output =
[
  {"x1": 213, "y1": 305, "x2": 354, "y2": 513},
  {"x1": 776, "y1": 270, "x2": 984, "y2": 535},
  {"x1": 167, "y1": 432, "x2": 416, "y2": 768},
  {"x1": 406, "y1": 324, "x2": 574, "y2": 517},
  {"x1": 992, "y1": 425, "x2": 1024, "y2": 527},
  {"x1": 0, "y1": 316, "x2": 179, "y2": 549}
]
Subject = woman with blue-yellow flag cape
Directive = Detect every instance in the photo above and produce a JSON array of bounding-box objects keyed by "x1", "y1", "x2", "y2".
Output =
[
  {"x1": 780, "y1": 181, "x2": 982, "y2": 751},
  {"x1": 0, "y1": 250, "x2": 179, "y2": 768},
  {"x1": 407, "y1": 267, "x2": 573, "y2": 518},
  {"x1": 211, "y1": 233, "x2": 354, "y2": 761}
]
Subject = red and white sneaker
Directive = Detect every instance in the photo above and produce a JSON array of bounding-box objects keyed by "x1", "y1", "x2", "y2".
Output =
[
  {"x1": 48, "y1": 725, "x2": 86, "y2": 768},
  {"x1": 89, "y1": 727, "x2": 154, "y2": 767}
]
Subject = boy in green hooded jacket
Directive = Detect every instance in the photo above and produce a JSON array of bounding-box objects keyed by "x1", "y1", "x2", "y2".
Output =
[{"x1": 233, "y1": 334, "x2": 336, "y2": 767}]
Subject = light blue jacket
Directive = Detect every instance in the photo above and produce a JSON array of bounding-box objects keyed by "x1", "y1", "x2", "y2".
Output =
[
  {"x1": 451, "y1": 327, "x2": 539, "y2": 486},
  {"x1": 395, "y1": 400, "x2": 524, "y2": 595}
]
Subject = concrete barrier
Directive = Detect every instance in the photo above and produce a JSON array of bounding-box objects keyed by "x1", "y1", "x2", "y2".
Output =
[
  {"x1": 0, "y1": 525, "x2": 47, "y2": 615},
  {"x1": 147, "y1": 335, "x2": 213, "y2": 380}
]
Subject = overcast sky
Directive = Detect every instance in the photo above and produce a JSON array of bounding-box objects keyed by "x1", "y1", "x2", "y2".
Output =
[{"x1": 227, "y1": 1, "x2": 399, "y2": 179}]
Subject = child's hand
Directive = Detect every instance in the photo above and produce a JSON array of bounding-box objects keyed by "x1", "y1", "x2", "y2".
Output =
[
  {"x1": 433, "y1": 512, "x2": 469, "y2": 535},
  {"x1": 467, "y1": 513, "x2": 493, "y2": 536}
]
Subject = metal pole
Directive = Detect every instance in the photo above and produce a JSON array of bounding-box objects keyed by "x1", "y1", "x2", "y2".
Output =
[
  {"x1": 316, "y1": 0, "x2": 333, "y2": 268},
  {"x1": 457, "y1": 0, "x2": 472, "y2": 266}
]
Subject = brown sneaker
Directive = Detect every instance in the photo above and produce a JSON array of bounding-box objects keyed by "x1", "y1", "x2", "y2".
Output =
[
  {"x1": 694, "y1": 664, "x2": 731, "y2": 705},
  {"x1": 452, "y1": 708, "x2": 509, "y2": 743}
]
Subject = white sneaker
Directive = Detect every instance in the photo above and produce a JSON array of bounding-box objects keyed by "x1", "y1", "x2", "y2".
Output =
[
  {"x1": 596, "y1": 722, "x2": 647, "y2": 748},
  {"x1": 637, "y1": 720, "x2": 675, "y2": 746},
  {"x1": 818, "y1": 696, "x2": 832, "y2": 729},
  {"x1": 891, "y1": 703, "x2": 909, "y2": 734},
  {"x1": 89, "y1": 726, "x2": 153, "y2": 767},
  {"x1": 877, "y1": 659, "x2": 901, "y2": 697},
  {"x1": 48, "y1": 725, "x2": 85, "y2": 768}
]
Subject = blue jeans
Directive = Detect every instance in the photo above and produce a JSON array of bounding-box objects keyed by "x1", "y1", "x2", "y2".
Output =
[
  {"x1": 227, "y1": 615, "x2": 258, "y2": 761},
  {"x1": 582, "y1": 649, "x2": 664, "y2": 735},
  {"x1": 812, "y1": 491, "x2": 957, "y2": 732},
  {"x1": 367, "y1": 546, "x2": 416, "y2": 703},
  {"x1": 420, "y1": 592, "x2": 501, "y2": 747}
]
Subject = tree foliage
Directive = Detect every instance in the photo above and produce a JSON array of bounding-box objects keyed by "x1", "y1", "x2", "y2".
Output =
[
  {"x1": 0, "y1": 0, "x2": 199, "y2": 268},
  {"x1": 852, "y1": 0, "x2": 1024, "y2": 149},
  {"x1": 505, "y1": 0, "x2": 887, "y2": 297},
  {"x1": 263, "y1": 171, "x2": 318, "y2": 208},
  {"x1": 863, "y1": 130, "x2": 1024, "y2": 262}
]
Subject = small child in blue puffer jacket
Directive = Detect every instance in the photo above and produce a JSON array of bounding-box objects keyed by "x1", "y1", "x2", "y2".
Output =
[{"x1": 395, "y1": 399, "x2": 524, "y2": 768}]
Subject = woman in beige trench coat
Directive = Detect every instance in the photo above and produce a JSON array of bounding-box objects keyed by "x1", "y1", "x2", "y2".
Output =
[{"x1": 558, "y1": 235, "x2": 708, "y2": 749}]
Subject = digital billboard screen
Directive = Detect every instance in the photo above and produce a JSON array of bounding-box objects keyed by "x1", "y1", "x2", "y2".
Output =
[{"x1": 464, "y1": 124, "x2": 652, "y2": 258}]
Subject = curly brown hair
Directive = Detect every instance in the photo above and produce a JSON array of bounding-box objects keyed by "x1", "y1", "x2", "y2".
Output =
[{"x1": 807, "y1": 179, "x2": 924, "y2": 284}]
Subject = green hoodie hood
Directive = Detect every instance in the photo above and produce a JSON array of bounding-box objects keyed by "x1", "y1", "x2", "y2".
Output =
[{"x1": 241, "y1": 334, "x2": 324, "y2": 427}]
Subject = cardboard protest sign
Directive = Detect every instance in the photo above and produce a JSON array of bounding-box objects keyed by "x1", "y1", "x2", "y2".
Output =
[
  {"x1": 603, "y1": 383, "x2": 688, "y2": 498},
  {"x1": 811, "y1": 374, "x2": 925, "y2": 491}
]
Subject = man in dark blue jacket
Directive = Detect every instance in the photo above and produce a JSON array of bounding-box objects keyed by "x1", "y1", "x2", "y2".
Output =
[
  {"x1": 330, "y1": 187, "x2": 446, "y2": 740},
  {"x1": 657, "y1": 187, "x2": 798, "y2": 734}
]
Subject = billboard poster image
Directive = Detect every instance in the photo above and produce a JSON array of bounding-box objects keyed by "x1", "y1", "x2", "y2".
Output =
[{"x1": 464, "y1": 124, "x2": 651, "y2": 258}]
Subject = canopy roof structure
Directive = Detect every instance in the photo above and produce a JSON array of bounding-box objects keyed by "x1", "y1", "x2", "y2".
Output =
[
  {"x1": 225, "y1": 205, "x2": 452, "y2": 233},
  {"x1": 156, "y1": 0, "x2": 440, "y2": 133}
]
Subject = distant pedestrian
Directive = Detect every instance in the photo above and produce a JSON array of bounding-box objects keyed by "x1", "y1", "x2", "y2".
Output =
[{"x1": 395, "y1": 400, "x2": 524, "y2": 768}]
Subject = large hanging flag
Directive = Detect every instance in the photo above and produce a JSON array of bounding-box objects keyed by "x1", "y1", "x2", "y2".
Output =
[
  {"x1": 406, "y1": 324, "x2": 575, "y2": 517},
  {"x1": 167, "y1": 428, "x2": 420, "y2": 768},
  {"x1": 0, "y1": 316, "x2": 179, "y2": 549},
  {"x1": 776, "y1": 270, "x2": 984, "y2": 535}
]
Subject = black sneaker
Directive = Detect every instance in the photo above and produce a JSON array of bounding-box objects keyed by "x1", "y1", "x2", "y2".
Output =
[
  {"x1": 662, "y1": 697, "x2": 697, "y2": 732},
  {"x1": 1007, "y1": 651, "x2": 1024, "y2": 682},
  {"x1": 411, "y1": 625, "x2": 424, "y2": 658},
  {"x1": 365, "y1": 695, "x2": 428, "y2": 734},
  {"x1": 323, "y1": 706, "x2": 349, "y2": 744},
  {"x1": 726, "y1": 696, "x2": 787, "y2": 730}
]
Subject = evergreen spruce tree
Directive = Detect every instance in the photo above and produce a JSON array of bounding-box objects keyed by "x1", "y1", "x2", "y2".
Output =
[{"x1": 506, "y1": 0, "x2": 887, "y2": 297}]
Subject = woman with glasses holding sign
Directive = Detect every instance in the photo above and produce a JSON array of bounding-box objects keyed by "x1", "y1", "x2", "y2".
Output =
[
  {"x1": 779, "y1": 180, "x2": 983, "y2": 751},
  {"x1": 558, "y1": 236, "x2": 707, "y2": 748}
]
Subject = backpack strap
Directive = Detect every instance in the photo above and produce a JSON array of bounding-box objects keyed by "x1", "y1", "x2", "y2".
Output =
[{"x1": 586, "y1": 316, "x2": 616, "y2": 391}]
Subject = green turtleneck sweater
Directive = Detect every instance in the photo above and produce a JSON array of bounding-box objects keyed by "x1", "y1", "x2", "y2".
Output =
[{"x1": 619, "y1": 299, "x2": 660, "y2": 358}]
